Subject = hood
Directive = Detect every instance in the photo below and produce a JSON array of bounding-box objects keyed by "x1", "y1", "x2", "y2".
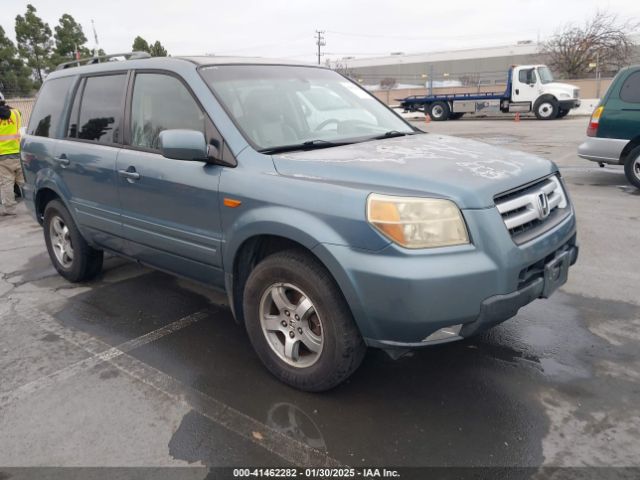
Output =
[
  {"x1": 546, "y1": 81, "x2": 578, "y2": 95},
  {"x1": 272, "y1": 134, "x2": 556, "y2": 209}
]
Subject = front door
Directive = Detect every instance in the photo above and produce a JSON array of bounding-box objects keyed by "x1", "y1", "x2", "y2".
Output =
[
  {"x1": 117, "y1": 72, "x2": 224, "y2": 286},
  {"x1": 511, "y1": 67, "x2": 539, "y2": 104}
]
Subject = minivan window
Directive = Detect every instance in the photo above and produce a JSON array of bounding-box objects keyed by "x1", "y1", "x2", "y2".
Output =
[
  {"x1": 130, "y1": 73, "x2": 205, "y2": 150},
  {"x1": 200, "y1": 65, "x2": 413, "y2": 150},
  {"x1": 620, "y1": 71, "x2": 640, "y2": 103},
  {"x1": 27, "y1": 76, "x2": 74, "y2": 138},
  {"x1": 77, "y1": 74, "x2": 126, "y2": 144}
]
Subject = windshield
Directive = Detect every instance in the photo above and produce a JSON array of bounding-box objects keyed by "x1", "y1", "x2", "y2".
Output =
[
  {"x1": 199, "y1": 65, "x2": 414, "y2": 151},
  {"x1": 537, "y1": 66, "x2": 554, "y2": 84}
]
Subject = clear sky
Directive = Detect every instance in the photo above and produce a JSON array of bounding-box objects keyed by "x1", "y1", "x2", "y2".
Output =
[{"x1": 0, "y1": 0, "x2": 638, "y2": 63}]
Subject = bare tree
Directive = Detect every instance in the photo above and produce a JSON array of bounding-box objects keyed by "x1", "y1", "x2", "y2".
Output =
[
  {"x1": 379, "y1": 77, "x2": 397, "y2": 89},
  {"x1": 541, "y1": 11, "x2": 639, "y2": 79}
]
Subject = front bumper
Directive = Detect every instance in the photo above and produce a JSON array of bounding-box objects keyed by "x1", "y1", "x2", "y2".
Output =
[
  {"x1": 578, "y1": 136, "x2": 627, "y2": 165},
  {"x1": 559, "y1": 99, "x2": 581, "y2": 110},
  {"x1": 315, "y1": 206, "x2": 578, "y2": 348}
]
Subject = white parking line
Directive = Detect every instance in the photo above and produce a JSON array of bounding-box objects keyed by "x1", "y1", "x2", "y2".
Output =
[
  {"x1": 5, "y1": 306, "x2": 344, "y2": 468},
  {"x1": 0, "y1": 310, "x2": 208, "y2": 405}
]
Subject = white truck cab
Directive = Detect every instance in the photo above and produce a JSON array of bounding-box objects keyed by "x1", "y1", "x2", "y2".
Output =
[{"x1": 509, "y1": 65, "x2": 581, "y2": 119}]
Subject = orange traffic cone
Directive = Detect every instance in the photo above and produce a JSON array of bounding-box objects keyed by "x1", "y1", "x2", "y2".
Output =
[
  {"x1": 515, "y1": 112, "x2": 521, "y2": 122},
  {"x1": 425, "y1": 113, "x2": 431, "y2": 124}
]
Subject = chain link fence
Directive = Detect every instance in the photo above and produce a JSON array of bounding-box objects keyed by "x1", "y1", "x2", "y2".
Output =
[{"x1": 3, "y1": 93, "x2": 36, "y2": 127}]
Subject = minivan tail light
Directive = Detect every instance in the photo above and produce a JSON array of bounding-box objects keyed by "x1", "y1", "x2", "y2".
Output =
[{"x1": 587, "y1": 106, "x2": 604, "y2": 137}]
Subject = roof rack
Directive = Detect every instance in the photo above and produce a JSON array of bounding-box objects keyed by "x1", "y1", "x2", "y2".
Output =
[{"x1": 55, "y1": 51, "x2": 151, "y2": 70}]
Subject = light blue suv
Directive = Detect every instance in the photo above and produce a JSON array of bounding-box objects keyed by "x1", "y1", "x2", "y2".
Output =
[{"x1": 21, "y1": 54, "x2": 578, "y2": 391}]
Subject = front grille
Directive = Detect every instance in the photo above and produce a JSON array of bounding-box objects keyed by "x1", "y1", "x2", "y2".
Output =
[{"x1": 495, "y1": 175, "x2": 570, "y2": 244}]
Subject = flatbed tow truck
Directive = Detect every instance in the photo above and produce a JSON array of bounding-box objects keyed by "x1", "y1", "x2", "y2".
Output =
[{"x1": 399, "y1": 64, "x2": 581, "y2": 121}]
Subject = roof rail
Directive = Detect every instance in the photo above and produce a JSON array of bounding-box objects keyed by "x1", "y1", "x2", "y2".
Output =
[{"x1": 55, "y1": 51, "x2": 152, "y2": 71}]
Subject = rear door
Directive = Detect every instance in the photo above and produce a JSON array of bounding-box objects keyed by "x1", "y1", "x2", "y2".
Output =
[
  {"x1": 56, "y1": 73, "x2": 128, "y2": 250},
  {"x1": 599, "y1": 68, "x2": 640, "y2": 141},
  {"x1": 116, "y1": 71, "x2": 226, "y2": 286}
]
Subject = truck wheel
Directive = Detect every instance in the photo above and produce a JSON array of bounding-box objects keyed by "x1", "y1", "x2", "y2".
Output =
[
  {"x1": 243, "y1": 249, "x2": 366, "y2": 392},
  {"x1": 429, "y1": 101, "x2": 450, "y2": 121},
  {"x1": 534, "y1": 97, "x2": 559, "y2": 120},
  {"x1": 449, "y1": 112, "x2": 465, "y2": 120},
  {"x1": 43, "y1": 199, "x2": 103, "y2": 282},
  {"x1": 624, "y1": 146, "x2": 640, "y2": 189}
]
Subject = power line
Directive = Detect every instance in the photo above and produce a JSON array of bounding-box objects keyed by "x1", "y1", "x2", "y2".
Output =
[{"x1": 315, "y1": 30, "x2": 325, "y2": 65}]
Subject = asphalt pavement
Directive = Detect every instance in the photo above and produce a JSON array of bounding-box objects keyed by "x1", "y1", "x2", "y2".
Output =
[{"x1": 0, "y1": 116, "x2": 638, "y2": 476}]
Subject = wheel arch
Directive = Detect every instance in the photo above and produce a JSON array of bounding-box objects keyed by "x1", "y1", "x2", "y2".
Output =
[{"x1": 620, "y1": 136, "x2": 640, "y2": 163}]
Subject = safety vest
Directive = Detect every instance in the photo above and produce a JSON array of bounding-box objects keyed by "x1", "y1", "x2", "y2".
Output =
[{"x1": 0, "y1": 109, "x2": 21, "y2": 156}]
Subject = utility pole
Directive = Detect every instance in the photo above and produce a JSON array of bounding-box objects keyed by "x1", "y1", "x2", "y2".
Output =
[
  {"x1": 315, "y1": 30, "x2": 325, "y2": 65},
  {"x1": 91, "y1": 19, "x2": 99, "y2": 57}
]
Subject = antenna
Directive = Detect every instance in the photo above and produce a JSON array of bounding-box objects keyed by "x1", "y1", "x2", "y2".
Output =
[{"x1": 91, "y1": 19, "x2": 99, "y2": 57}]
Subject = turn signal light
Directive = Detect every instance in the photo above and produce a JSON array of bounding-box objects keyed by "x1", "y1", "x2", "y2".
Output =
[{"x1": 586, "y1": 106, "x2": 603, "y2": 137}]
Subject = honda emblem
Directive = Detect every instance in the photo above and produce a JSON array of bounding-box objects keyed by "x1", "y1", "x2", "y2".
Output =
[{"x1": 537, "y1": 192, "x2": 550, "y2": 219}]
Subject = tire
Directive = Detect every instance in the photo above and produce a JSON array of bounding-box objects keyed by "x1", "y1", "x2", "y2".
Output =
[
  {"x1": 43, "y1": 199, "x2": 103, "y2": 282},
  {"x1": 449, "y1": 112, "x2": 465, "y2": 120},
  {"x1": 557, "y1": 109, "x2": 569, "y2": 118},
  {"x1": 429, "y1": 101, "x2": 450, "y2": 121},
  {"x1": 243, "y1": 249, "x2": 366, "y2": 392},
  {"x1": 624, "y1": 146, "x2": 640, "y2": 189},
  {"x1": 534, "y1": 97, "x2": 559, "y2": 120}
]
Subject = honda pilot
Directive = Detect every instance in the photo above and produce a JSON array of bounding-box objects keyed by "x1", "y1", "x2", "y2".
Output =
[{"x1": 21, "y1": 55, "x2": 578, "y2": 391}]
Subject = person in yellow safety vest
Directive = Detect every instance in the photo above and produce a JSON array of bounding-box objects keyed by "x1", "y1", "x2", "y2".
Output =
[{"x1": 0, "y1": 92, "x2": 24, "y2": 216}]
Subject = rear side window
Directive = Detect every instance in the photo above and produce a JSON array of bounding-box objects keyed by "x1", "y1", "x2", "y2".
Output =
[
  {"x1": 76, "y1": 74, "x2": 127, "y2": 144},
  {"x1": 620, "y1": 71, "x2": 640, "y2": 103},
  {"x1": 130, "y1": 73, "x2": 205, "y2": 150},
  {"x1": 27, "y1": 76, "x2": 74, "y2": 138}
]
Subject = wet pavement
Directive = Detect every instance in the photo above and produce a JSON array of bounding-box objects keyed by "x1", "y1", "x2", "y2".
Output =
[{"x1": 1, "y1": 117, "x2": 639, "y2": 473}]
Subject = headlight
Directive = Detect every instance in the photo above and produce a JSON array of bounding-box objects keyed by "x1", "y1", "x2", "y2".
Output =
[{"x1": 367, "y1": 194, "x2": 469, "y2": 249}]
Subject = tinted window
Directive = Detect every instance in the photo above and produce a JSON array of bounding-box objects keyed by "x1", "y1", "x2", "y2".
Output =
[
  {"x1": 620, "y1": 71, "x2": 640, "y2": 103},
  {"x1": 27, "y1": 76, "x2": 74, "y2": 138},
  {"x1": 130, "y1": 73, "x2": 205, "y2": 150},
  {"x1": 77, "y1": 74, "x2": 126, "y2": 144}
]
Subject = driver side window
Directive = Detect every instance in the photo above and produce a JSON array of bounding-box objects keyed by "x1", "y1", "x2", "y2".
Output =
[
  {"x1": 130, "y1": 73, "x2": 205, "y2": 150},
  {"x1": 518, "y1": 69, "x2": 536, "y2": 84}
]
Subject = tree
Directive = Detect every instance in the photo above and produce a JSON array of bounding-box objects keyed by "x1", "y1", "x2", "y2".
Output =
[
  {"x1": 51, "y1": 14, "x2": 90, "y2": 67},
  {"x1": 149, "y1": 40, "x2": 167, "y2": 57},
  {"x1": 15, "y1": 4, "x2": 53, "y2": 84},
  {"x1": 132, "y1": 36, "x2": 150, "y2": 53},
  {"x1": 0, "y1": 26, "x2": 33, "y2": 96},
  {"x1": 541, "y1": 11, "x2": 640, "y2": 79}
]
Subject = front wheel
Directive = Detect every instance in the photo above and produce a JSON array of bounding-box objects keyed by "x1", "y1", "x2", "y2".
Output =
[
  {"x1": 243, "y1": 250, "x2": 366, "y2": 391},
  {"x1": 534, "y1": 97, "x2": 559, "y2": 120},
  {"x1": 624, "y1": 146, "x2": 640, "y2": 189},
  {"x1": 43, "y1": 199, "x2": 103, "y2": 282}
]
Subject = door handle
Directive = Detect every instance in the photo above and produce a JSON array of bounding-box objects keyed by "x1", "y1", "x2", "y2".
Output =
[
  {"x1": 54, "y1": 154, "x2": 70, "y2": 167},
  {"x1": 118, "y1": 168, "x2": 141, "y2": 181}
]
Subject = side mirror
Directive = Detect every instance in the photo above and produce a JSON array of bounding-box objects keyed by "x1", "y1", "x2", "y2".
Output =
[
  {"x1": 158, "y1": 129, "x2": 236, "y2": 167},
  {"x1": 159, "y1": 129, "x2": 208, "y2": 161}
]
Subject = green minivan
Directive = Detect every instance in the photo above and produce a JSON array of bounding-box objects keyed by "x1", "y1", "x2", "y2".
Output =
[{"x1": 578, "y1": 65, "x2": 640, "y2": 188}]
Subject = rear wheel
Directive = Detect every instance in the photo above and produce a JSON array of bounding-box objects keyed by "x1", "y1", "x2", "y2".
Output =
[
  {"x1": 624, "y1": 146, "x2": 640, "y2": 189},
  {"x1": 43, "y1": 199, "x2": 103, "y2": 282},
  {"x1": 534, "y1": 97, "x2": 559, "y2": 120},
  {"x1": 243, "y1": 250, "x2": 366, "y2": 391},
  {"x1": 429, "y1": 101, "x2": 450, "y2": 121}
]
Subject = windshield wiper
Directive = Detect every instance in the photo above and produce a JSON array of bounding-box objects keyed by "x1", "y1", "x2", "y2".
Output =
[
  {"x1": 370, "y1": 130, "x2": 416, "y2": 140},
  {"x1": 259, "y1": 139, "x2": 351, "y2": 155}
]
